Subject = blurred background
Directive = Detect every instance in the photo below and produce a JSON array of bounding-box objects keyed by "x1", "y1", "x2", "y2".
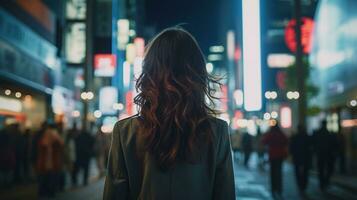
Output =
[{"x1": 0, "y1": 0, "x2": 357, "y2": 199}]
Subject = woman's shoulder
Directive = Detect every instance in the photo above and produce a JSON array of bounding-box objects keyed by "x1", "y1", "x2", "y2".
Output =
[
  {"x1": 207, "y1": 116, "x2": 229, "y2": 130},
  {"x1": 115, "y1": 115, "x2": 139, "y2": 127},
  {"x1": 112, "y1": 115, "x2": 140, "y2": 139}
]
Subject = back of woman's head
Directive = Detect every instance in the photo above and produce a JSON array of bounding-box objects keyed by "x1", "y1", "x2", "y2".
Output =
[{"x1": 134, "y1": 27, "x2": 220, "y2": 170}]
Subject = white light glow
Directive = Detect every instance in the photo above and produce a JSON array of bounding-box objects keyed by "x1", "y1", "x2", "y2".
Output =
[
  {"x1": 86, "y1": 91, "x2": 94, "y2": 100},
  {"x1": 81, "y1": 92, "x2": 88, "y2": 100},
  {"x1": 209, "y1": 45, "x2": 224, "y2": 53},
  {"x1": 206, "y1": 62, "x2": 214, "y2": 73},
  {"x1": 263, "y1": 112, "x2": 271, "y2": 120},
  {"x1": 15, "y1": 92, "x2": 22, "y2": 98},
  {"x1": 281, "y1": 106, "x2": 292, "y2": 128},
  {"x1": 287, "y1": 91, "x2": 293, "y2": 99},
  {"x1": 5, "y1": 89, "x2": 11, "y2": 96},
  {"x1": 267, "y1": 54, "x2": 295, "y2": 68},
  {"x1": 242, "y1": 0, "x2": 262, "y2": 111},
  {"x1": 126, "y1": 43, "x2": 136, "y2": 64},
  {"x1": 287, "y1": 91, "x2": 299, "y2": 99},
  {"x1": 265, "y1": 91, "x2": 277, "y2": 99},
  {"x1": 123, "y1": 61, "x2": 131, "y2": 88},
  {"x1": 265, "y1": 91, "x2": 271, "y2": 99},
  {"x1": 94, "y1": 110, "x2": 102, "y2": 118},
  {"x1": 208, "y1": 54, "x2": 223, "y2": 61},
  {"x1": 233, "y1": 89, "x2": 244, "y2": 106},
  {"x1": 227, "y1": 31, "x2": 235, "y2": 60},
  {"x1": 117, "y1": 19, "x2": 130, "y2": 50},
  {"x1": 0, "y1": 96, "x2": 22, "y2": 112},
  {"x1": 351, "y1": 100, "x2": 357, "y2": 107},
  {"x1": 133, "y1": 57, "x2": 143, "y2": 78},
  {"x1": 271, "y1": 111, "x2": 278, "y2": 119}
]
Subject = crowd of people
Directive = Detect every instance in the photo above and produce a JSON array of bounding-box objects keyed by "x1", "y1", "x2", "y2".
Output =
[
  {"x1": 232, "y1": 120, "x2": 346, "y2": 199},
  {"x1": 0, "y1": 121, "x2": 110, "y2": 198}
]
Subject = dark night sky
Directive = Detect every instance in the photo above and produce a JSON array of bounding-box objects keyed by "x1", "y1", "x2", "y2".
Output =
[{"x1": 144, "y1": 0, "x2": 222, "y2": 54}]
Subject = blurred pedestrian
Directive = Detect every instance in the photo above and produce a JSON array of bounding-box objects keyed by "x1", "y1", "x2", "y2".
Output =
[
  {"x1": 73, "y1": 129, "x2": 94, "y2": 186},
  {"x1": 336, "y1": 132, "x2": 346, "y2": 174},
  {"x1": 103, "y1": 28, "x2": 235, "y2": 199},
  {"x1": 0, "y1": 124, "x2": 16, "y2": 188},
  {"x1": 23, "y1": 128, "x2": 32, "y2": 182},
  {"x1": 31, "y1": 122, "x2": 47, "y2": 176},
  {"x1": 13, "y1": 123, "x2": 26, "y2": 183},
  {"x1": 255, "y1": 127, "x2": 266, "y2": 170},
  {"x1": 35, "y1": 123, "x2": 64, "y2": 198},
  {"x1": 94, "y1": 126, "x2": 110, "y2": 177},
  {"x1": 241, "y1": 132, "x2": 253, "y2": 168},
  {"x1": 66, "y1": 122, "x2": 79, "y2": 186},
  {"x1": 312, "y1": 120, "x2": 338, "y2": 191},
  {"x1": 230, "y1": 130, "x2": 242, "y2": 161},
  {"x1": 55, "y1": 123, "x2": 66, "y2": 192},
  {"x1": 262, "y1": 123, "x2": 288, "y2": 199},
  {"x1": 290, "y1": 124, "x2": 312, "y2": 195}
]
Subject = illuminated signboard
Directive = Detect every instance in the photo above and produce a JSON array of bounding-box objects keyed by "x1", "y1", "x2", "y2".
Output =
[
  {"x1": 94, "y1": 54, "x2": 116, "y2": 77},
  {"x1": 267, "y1": 53, "x2": 295, "y2": 68},
  {"x1": 66, "y1": 0, "x2": 86, "y2": 19},
  {"x1": 117, "y1": 19, "x2": 130, "y2": 50},
  {"x1": 242, "y1": 0, "x2": 262, "y2": 111},
  {"x1": 99, "y1": 87, "x2": 118, "y2": 115},
  {"x1": 0, "y1": 96, "x2": 22, "y2": 112},
  {"x1": 285, "y1": 17, "x2": 314, "y2": 54},
  {"x1": 65, "y1": 23, "x2": 86, "y2": 64}
]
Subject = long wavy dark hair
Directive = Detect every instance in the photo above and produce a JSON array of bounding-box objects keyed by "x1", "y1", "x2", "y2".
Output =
[{"x1": 134, "y1": 27, "x2": 221, "y2": 170}]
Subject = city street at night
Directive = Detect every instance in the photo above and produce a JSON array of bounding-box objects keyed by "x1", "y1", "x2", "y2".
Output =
[
  {"x1": 1, "y1": 0, "x2": 357, "y2": 199},
  {"x1": 2, "y1": 155, "x2": 357, "y2": 199}
]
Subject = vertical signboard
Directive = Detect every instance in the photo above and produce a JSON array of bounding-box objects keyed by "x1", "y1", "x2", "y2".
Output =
[{"x1": 242, "y1": 0, "x2": 262, "y2": 111}]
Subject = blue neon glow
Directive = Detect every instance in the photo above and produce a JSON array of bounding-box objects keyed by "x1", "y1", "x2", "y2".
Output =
[{"x1": 242, "y1": 0, "x2": 262, "y2": 111}]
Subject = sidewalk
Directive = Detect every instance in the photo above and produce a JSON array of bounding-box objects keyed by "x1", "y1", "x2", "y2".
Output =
[
  {"x1": 234, "y1": 152, "x2": 357, "y2": 200},
  {"x1": 310, "y1": 170, "x2": 357, "y2": 194},
  {"x1": 330, "y1": 174, "x2": 357, "y2": 193},
  {"x1": 0, "y1": 159, "x2": 100, "y2": 200}
]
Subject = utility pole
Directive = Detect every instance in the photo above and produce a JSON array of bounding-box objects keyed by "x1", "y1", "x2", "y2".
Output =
[
  {"x1": 294, "y1": 0, "x2": 306, "y2": 128},
  {"x1": 82, "y1": 0, "x2": 94, "y2": 132}
]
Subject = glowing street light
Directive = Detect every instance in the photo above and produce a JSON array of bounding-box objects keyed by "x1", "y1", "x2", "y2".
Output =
[
  {"x1": 15, "y1": 92, "x2": 22, "y2": 98},
  {"x1": 270, "y1": 91, "x2": 278, "y2": 99},
  {"x1": 87, "y1": 91, "x2": 94, "y2": 100},
  {"x1": 287, "y1": 91, "x2": 299, "y2": 100},
  {"x1": 81, "y1": 91, "x2": 94, "y2": 100},
  {"x1": 350, "y1": 100, "x2": 357, "y2": 107},
  {"x1": 265, "y1": 91, "x2": 278, "y2": 99},
  {"x1": 94, "y1": 110, "x2": 102, "y2": 118},
  {"x1": 4, "y1": 89, "x2": 11, "y2": 96},
  {"x1": 263, "y1": 112, "x2": 271, "y2": 120}
]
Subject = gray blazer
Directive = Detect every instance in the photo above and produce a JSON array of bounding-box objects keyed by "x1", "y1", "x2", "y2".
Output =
[{"x1": 103, "y1": 116, "x2": 235, "y2": 200}]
